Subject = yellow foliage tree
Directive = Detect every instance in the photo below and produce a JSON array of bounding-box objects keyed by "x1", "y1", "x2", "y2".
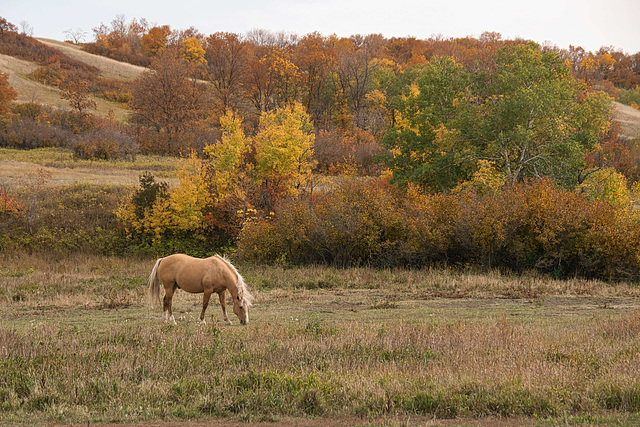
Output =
[
  {"x1": 254, "y1": 102, "x2": 316, "y2": 194},
  {"x1": 181, "y1": 37, "x2": 207, "y2": 66},
  {"x1": 117, "y1": 153, "x2": 211, "y2": 241},
  {"x1": 453, "y1": 159, "x2": 506, "y2": 197},
  {"x1": 578, "y1": 167, "x2": 630, "y2": 210},
  {"x1": 203, "y1": 110, "x2": 251, "y2": 201}
]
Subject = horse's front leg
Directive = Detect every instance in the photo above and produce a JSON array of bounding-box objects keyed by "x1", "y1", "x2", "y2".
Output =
[
  {"x1": 218, "y1": 290, "x2": 232, "y2": 325},
  {"x1": 200, "y1": 290, "x2": 212, "y2": 325}
]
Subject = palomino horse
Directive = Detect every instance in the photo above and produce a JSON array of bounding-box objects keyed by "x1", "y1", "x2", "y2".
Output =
[{"x1": 148, "y1": 254, "x2": 253, "y2": 325}]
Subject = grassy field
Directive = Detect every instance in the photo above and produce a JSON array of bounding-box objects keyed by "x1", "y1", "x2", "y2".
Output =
[
  {"x1": 0, "y1": 147, "x2": 178, "y2": 189},
  {"x1": 1, "y1": 252, "x2": 640, "y2": 425}
]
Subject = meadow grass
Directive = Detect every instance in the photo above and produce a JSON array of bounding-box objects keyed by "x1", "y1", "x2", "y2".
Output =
[
  {"x1": 0, "y1": 147, "x2": 177, "y2": 174},
  {"x1": 1, "y1": 253, "x2": 640, "y2": 425}
]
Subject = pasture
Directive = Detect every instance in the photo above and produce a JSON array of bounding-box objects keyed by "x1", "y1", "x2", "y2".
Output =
[{"x1": 1, "y1": 252, "x2": 640, "y2": 425}]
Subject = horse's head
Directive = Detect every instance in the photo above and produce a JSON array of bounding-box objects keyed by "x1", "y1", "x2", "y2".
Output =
[{"x1": 233, "y1": 295, "x2": 250, "y2": 325}]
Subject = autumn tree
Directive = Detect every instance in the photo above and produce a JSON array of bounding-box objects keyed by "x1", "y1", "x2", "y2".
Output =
[
  {"x1": 0, "y1": 17, "x2": 18, "y2": 35},
  {"x1": 204, "y1": 32, "x2": 248, "y2": 114},
  {"x1": 333, "y1": 35, "x2": 382, "y2": 130},
  {"x1": 129, "y1": 48, "x2": 212, "y2": 153},
  {"x1": 295, "y1": 32, "x2": 335, "y2": 124},
  {"x1": 117, "y1": 154, "x2": 211, "y2": 247},
  {"x1": 141, "y1": 25, "x2": 171, "y2": 56},
  {"x1": 0, "y1": 71, "x2": 17, "y2": 114},
  {"x1": 254, "y1": 102, "x2": 316, "y2": 197},
  {"x1": 180, "y1": 37, "x2": 206, "y2": 65},
  {"x1": 203, "y1": 110, "x2": 251, "y2": 201},
  {"x1": 244, "y1": 44, "x2": 280, "y2": 113},
  {"x1": 60, "y1": 78, "x2": 97, "y2": 114}
]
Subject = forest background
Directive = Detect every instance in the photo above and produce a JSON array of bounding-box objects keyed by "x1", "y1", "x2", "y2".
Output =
[{"x1": 1, "y1": 15, "x2": 640, "y2": 279}]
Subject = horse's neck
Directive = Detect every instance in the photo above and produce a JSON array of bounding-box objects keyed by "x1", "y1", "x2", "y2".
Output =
[{"x1": 226, "y1": 280, "x2": 240, "y2": 299}]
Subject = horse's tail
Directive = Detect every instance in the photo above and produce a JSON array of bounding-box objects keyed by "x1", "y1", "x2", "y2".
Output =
[{"x1": 148, "y1": 258, "x2": 163, "y2": 309}]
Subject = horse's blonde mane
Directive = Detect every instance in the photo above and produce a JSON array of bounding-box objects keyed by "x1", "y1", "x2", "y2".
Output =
[{"x1": 215, "y1": 255, "x2": 254, "y2": 306}]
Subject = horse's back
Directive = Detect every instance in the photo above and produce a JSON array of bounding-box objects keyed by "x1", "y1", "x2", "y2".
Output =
[{"x1": 157, "y1": 254, "x2": 234, "y2": 293}]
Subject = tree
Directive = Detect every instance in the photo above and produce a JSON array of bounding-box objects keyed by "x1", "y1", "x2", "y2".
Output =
[
  {"x1": 295, "y1": 32, "x2": 335, "y2": 124},
  {"x1": 63, "y1": 28, "x2": 87, "y2": 44},
  {"x1": 203, "y1": 110, "x2": 251, "y2": 201},
  {"x1": 383, "y1": 43, "x2": 614, "y2": 191},
  {"x1": 0, "y1": 71, "x2": 17, "y2": 114},
  {"x1": 180, "y1": 37, "x2": 206, "y2": 66},
  {"x1": 254, "y1": 102, "x2": 316, "y2": 195},
  {"x1": 382, "y1": 57, "x2": 476, "y2": 190},
  {"x1": 204, "y1": 32, "x2": 248, "y2": 114},
  {"x1": 480, "y1": 43, "x2": 613, "y2": 185},
  {"x1": 60, "y1": 78, "x2": 97, "y2": 114},
  {"x1": 129, "y1": 48, "x2": 211, "y2": 152},
  {"x1": 141, "y1": 25, "x2": 171, "y2": 56},
  {"x1": 0, "y1": 17, "x2": 18, "y2": 35}
]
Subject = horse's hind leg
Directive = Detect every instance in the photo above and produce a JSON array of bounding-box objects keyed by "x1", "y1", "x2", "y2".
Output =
[
  {"x1": 218, "y1": 290, "x2": 232, "y2": 325},
  {"x1": 163, "y1": 283, "x2": 178, "y2": 325},
  {"x1": 200, "y1": 290, "x2": 212, "y2": 325}
]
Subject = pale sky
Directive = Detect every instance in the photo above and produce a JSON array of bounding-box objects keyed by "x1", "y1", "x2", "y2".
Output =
[{"x1": 3, "y1": 0, "x2": 640, "y2": 53}]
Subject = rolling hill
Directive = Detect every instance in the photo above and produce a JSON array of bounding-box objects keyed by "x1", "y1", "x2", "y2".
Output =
[{"x1": 0, "y1": 38, "x2": 146, "y2": 121}]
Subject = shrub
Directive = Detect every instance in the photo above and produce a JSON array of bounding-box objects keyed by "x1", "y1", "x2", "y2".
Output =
[
  {"x1": 72, "y1": 127, "x2": 139, "y2": 161},
  {"x1": 238, "y1": 178, "x2": 406, "y2": 267},
  {"x1": 3, "y1": 183, "x2": 130, "y2": 255},
  {"x1": 0, "y1": 114, "x2": 72, "y2": 149},
  {"x1": 237, "y1": 177, "x2": 640, "y2": 279}
]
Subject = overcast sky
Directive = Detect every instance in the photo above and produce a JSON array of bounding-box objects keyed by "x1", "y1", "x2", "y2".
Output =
[{"x1": 4, "y1": 0, "x2": 640, "y2": 53}]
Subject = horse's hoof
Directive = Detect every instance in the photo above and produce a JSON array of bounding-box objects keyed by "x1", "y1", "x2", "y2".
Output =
[{"x1": 200, "y1": 319, "x2": 207, "y2": 325}]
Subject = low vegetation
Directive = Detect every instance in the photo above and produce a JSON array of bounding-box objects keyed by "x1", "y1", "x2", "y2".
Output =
[{"x1": 1, "y1": 253, "x2": 640, "y2": 425}]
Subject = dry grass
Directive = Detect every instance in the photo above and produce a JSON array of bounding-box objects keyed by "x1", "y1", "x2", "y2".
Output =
[
  {"x1": 613, "y1": 101, "x2": 640, "y2": 140},
  {"x1": 0, "y1": 38, "x2": 146, "y2": 121},
  {"x1": 0, "y1": 147, "x2": 178, "y2": 189},
  {"x1": 37, "y1": 39, "x2": 146, "y2": 82},
  {"x1": 1, "y1": 253, "x2": 640, "y2": 425}
]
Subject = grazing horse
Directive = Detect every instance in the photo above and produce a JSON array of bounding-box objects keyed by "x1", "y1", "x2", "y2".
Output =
[{"x1": 148, "y1": 254, "x2": 253, "y2": 325}]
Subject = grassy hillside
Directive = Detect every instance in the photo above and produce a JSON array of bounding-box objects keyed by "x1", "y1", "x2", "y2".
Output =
[
  {"x1": 613, "y1": 101, "x2": 640, "y2": 140},
  {"x1": 0, "y1": 38, "x2": 145, "y2": 121}
]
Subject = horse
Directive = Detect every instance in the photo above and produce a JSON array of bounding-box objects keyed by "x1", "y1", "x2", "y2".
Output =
[{"x1": 147, "y1": 254, "x2": 253, "y2": 325}]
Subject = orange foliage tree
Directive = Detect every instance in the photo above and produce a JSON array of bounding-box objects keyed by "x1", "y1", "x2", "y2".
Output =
[
  {"x1": 129, "y1": 48, "x2": 212, "y2": 153},
  {"x1": 0, "y1": 70, "x2": 17, "y2": 114}
]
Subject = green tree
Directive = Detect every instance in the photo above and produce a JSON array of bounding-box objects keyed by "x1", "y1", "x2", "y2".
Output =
[
  {"x1": 382, "y1": 57, "x2": 477, "y2": 190},
  {"x1": 480, "y1": 43, "x2": 612, "y2": 186},
  {"x1": 382, "y1": 43, "x2": 613, "y2": 191}
]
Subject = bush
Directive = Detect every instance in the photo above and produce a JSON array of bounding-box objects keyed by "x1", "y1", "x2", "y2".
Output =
[
  {"x1": 618, "y1": 87, "x2": 640, "y2": 109},
  {"x1": 72, "y1": 127, "x2": 139, "y2": 160},
  {"x1": 237, "y1": 177, "x2": 640, "y2": 279},
  {"x1": 0, "y1": 114, "x2": 72, "y2": 149},
  {"x1": 3, "y1": 183, "x2": 130, "y2": 255}
]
